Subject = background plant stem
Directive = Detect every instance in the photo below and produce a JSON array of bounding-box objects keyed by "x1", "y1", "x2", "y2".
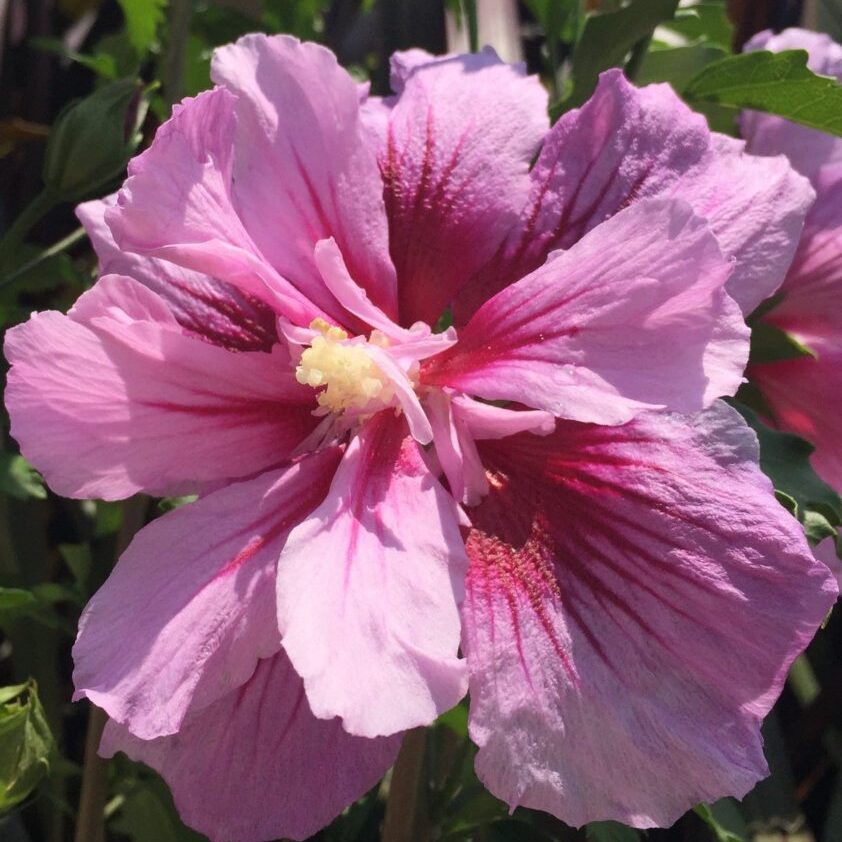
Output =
[{"x1": 73, "y1": 497, "x2": 148, "y2": 842}]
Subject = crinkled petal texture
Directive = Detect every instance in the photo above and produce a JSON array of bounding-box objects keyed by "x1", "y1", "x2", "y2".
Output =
[
  {"x1": 77, "y1": 196, "x2": 278, "y2": 352},
  {"x1": 277, "y1": 411, "x2": 468, "y2": 738},
  {"x1": 462, "y1": 402, "x2": 836, "y2": 828},
  {"x1": 73, "y1": 449, "x2": 341, "y2": 739},
  {"x1": 4, "y1": 276, "x2": 315, "y2": 500},
  {"x1": 456, "y1": 69, "x2": 813, "y2": 320},
  {"x1": 742, "y1": 28, "x2": 842, "y2": 182},
  {"x1": 378, "y1": 48, "x2": 548, "y2": 325},
  {"x1": 101, "y1": 650, "x2": 402, "y2": 842},
  {"x1": 211, "y1": 34, "x2": 398, "y2": 319},
  {"x1": 424, "y1": 198, "x2": 747, "y2": 424},
  {"x1": 750, "y1": 164, "x2": 842, "y2": 489}
]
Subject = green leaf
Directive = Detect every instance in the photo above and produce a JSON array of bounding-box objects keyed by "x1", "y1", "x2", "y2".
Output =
[
  {"x1": 661, "y1": 2, "x2": 734, "y2": 51},
  {"x1": 0, "y1": 679, "x2": 53, "y2": 813},
  {"x1": 110, "y1": 771, "x2": 205, "y2": 842},
  {"x1": 749, "y1": 320, "x2": 816, "y2": 364},
  {"x1": 694, "y1": 803, "x2": 746, "y2": 842},
  {"x1": 684, "y1": 49, "x2": 842, "y2": 137},
  {"x1": 734, "y1": 404, "x2": 842, "y2": 536},
  {"x1": 637, "y1": 43, "x2": 729, "y2": 91},
  {"x1": 585, "y1": 820, "x2": 641, "y2": 842},
  {"x1": 436, "y1": 700, "x2": 468, "y2": 737},
  {"x1": 553, "y1": 0, "x2": 679, "y2": 114},
  {"x1": 0, "y1": 589, "x2": 38, "y2": 615},
  {"x1": 116, "y1": 0, "x2": 168, "y2": 55},
  {"x1": 0, "y1": 453, "x2": 46, "y2": 501}
]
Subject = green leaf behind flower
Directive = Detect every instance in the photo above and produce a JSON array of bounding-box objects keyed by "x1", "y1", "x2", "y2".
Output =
[
  {"x1": 684, "y1": 49, "x2": 842, "y2": 136},
  {"x1": 553, "y1": 0, "x2": 679, "y2": 114},
  {"x1": 735, "y1": 404, "x2": 842, "y2": 543}
]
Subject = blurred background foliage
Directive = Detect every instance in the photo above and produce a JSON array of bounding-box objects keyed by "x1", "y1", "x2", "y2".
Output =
[{"x1": 2, "y1": 0, "x2": 842, "y2": 840}]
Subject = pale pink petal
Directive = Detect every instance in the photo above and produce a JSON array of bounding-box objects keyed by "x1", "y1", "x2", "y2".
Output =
[
  {"x1": 462, "y1": 402, "x2": 837, "y2": 827},
  {"x1": 672, "y1": 134, "x2": 814, "y2": 314},
  {"x1": 77, "y1": 196, "x2": 278, "y2": 351},
  {"x1": 277, "y1": 412, "x2": 468, "y2": 737},
  {"x1": 381, "y1": 48, "x2": 548, "y2": 325},
  {"x1": 814, "y1": 535, "x2": 842, "y2": 588},
  {"x1": 424, "y1": 199, "x2": 747, "y2": 424},
  {"x1": 211, "y1": 34, "x2": 398, "y2": 318},
  {"x1": 742, "y1": 28, "x2": 842, "y2": 182},
  {"x1": 100, "y1": 650, "x2": 401, "y2": 842},
  {"x1": 451, "y1": 396, "x2": 555, "y2": 439},
  {"x1": 456, "y1": 70, "x2": 813, "y2": 320},
  {"x1": 363, "y1": 345, "x2": 433, "y2": 444},
  {"x1": 106, "y1": 88, "x2": 328, "y2": 327},
  {"x1": 73, "y1": 450, "x2": 340, "y2": 739},
  {"x1": 749, "y1": 341, "x2": 842, "y2": 491},
  {"x1": 4, "y1": 275, "x2": 315, "y2": 499},
  {"x1": 427, "y1": 389, "x2": 489, "y2": 506},
  {"x1": 313, "y1": 238, "x2": 409, "y2": 340}
]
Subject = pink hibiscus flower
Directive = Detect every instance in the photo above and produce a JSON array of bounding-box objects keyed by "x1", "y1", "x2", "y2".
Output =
[
  {"x1": 4, "y1": 35, "x2": 837, "y2": 841},
  {"x1": 742, "y1": 28, "x2": 842, "y2": 490}
]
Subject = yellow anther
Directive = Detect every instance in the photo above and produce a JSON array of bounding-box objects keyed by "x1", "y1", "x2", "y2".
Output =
[
  {"x1": 310, "y1": 317, "x2": 349, "y2": 342},
  {"x1": 296, "y1": 320, "x2": 394, "y2": 415}
]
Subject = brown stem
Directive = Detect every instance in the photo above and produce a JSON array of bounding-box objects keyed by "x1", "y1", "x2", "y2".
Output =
[
  {"x1": 382, "y1": 728, "x2": 431, "y2": 842},
  {"x1": 73, "y1": 497, "x2": 148, "y2": 842},
  {"x1": 74, "y1": 706, "x2": 108, "y2": 842}
]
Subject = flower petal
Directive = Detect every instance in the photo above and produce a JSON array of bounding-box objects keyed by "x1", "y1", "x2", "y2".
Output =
[
  {"x1": 74, "y1": 450, "x2": 340, "y2": 739},
  {"x1": 748, "y1": 163, "x2": 842, "y2": 491},
  {"x1": 456, "y1": 69, "x2": 813, "y2": 319},
  {"x1": 106, "y1": 87, "x2": 328, "y2": 326},
  {"x1": 77, "y1": 196, "x2": 278, "y2": 352},
  {"x1": 381, "y1": 48, "x2": 548, "y2": 325},
  {"x1": 211, "y1": 34, "x2": 398, "y2": 319},
  {"x1": 424, "y1": 198, "x2": 747, "y2": 424},
  {"x1": 749, "y1": 342, "x2": 842, "y2": 491},
  {"x1": 4, "y1": 275, "x2": 315, "y2": 499},
  {"x1": 763, "y1": 162, "x2": 842, "y2": 341},
  {"x1": 742, "y1": 28, "x2": 842, "y2": 182},
  {"x1": 462, "y1": 402, "x2": 836, "y2": 827},
  {"x1": 277, "y1": 411, "x2": 468, "y2": 737},
  {"x1": 100, "y1": 650, "x2": 401, "y2": 842}
]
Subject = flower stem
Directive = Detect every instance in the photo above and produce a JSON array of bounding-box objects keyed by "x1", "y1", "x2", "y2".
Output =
[
  {"x1": 0, "y1": 226, "x2": 86, "y2": 291},
  {"x1": 0, "y1": 186, "x2": 60, "y2": 267},
  {"x1": 74, "y1": 497, "x2": 148, "y2": 842},
  {"x1": 382, "y1": 728, "x2": 431, "y2": 842},
  {"x1": 74, "y1": 705, "x2": 108, "y2": 842}
]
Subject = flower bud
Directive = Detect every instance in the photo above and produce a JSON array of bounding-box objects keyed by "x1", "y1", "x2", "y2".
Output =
[{"x1": 42, "y1": 79, "x2": 146, "y2": 202}]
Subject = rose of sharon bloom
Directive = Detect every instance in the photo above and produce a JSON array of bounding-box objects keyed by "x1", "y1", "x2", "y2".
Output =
[
  {"x1": 742, "y1": 29, "x2": 842, "y2": 491},
  {"x1": 4, "y1": 34, "x2": 836, "y2": 841}
]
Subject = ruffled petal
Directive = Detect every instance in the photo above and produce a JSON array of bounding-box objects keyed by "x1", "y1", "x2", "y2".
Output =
[
  {"x1": 424, "y1": 198, "x2": 747, "y2": 424},
  {"x1": 77, "y1": 196, "x2": 278, "y2": 352},
  {"x1": 380, "y1": 48, "x2": 548, "y2": 325},
  {"x1": 462, "y1": 402, "x2": 836, "y2": 827},
  {"x1": 106, "y1": 88, "x2": 329, "y2": 326},
  {"x1": 277, "y1": 411, "x2": 468, "y2": 737},
  {"x1": 742, "y1": 28, "x2": 842, "y2": 182},
  {"x1": 456, "y1": 69, "x2": 813, "y2": 319},
  {"x1": 100, "y1": 650, "x2": 401, "y2": 842},
  {"x1": 4, "y1": 275, "x2": 315, "y2": 499},
  {"x1": 73, "y1": 451, "x2": 340, "y2": 740},
  {"x1": 212, "y1": 34, "x2": 398, "y2": 318}
]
